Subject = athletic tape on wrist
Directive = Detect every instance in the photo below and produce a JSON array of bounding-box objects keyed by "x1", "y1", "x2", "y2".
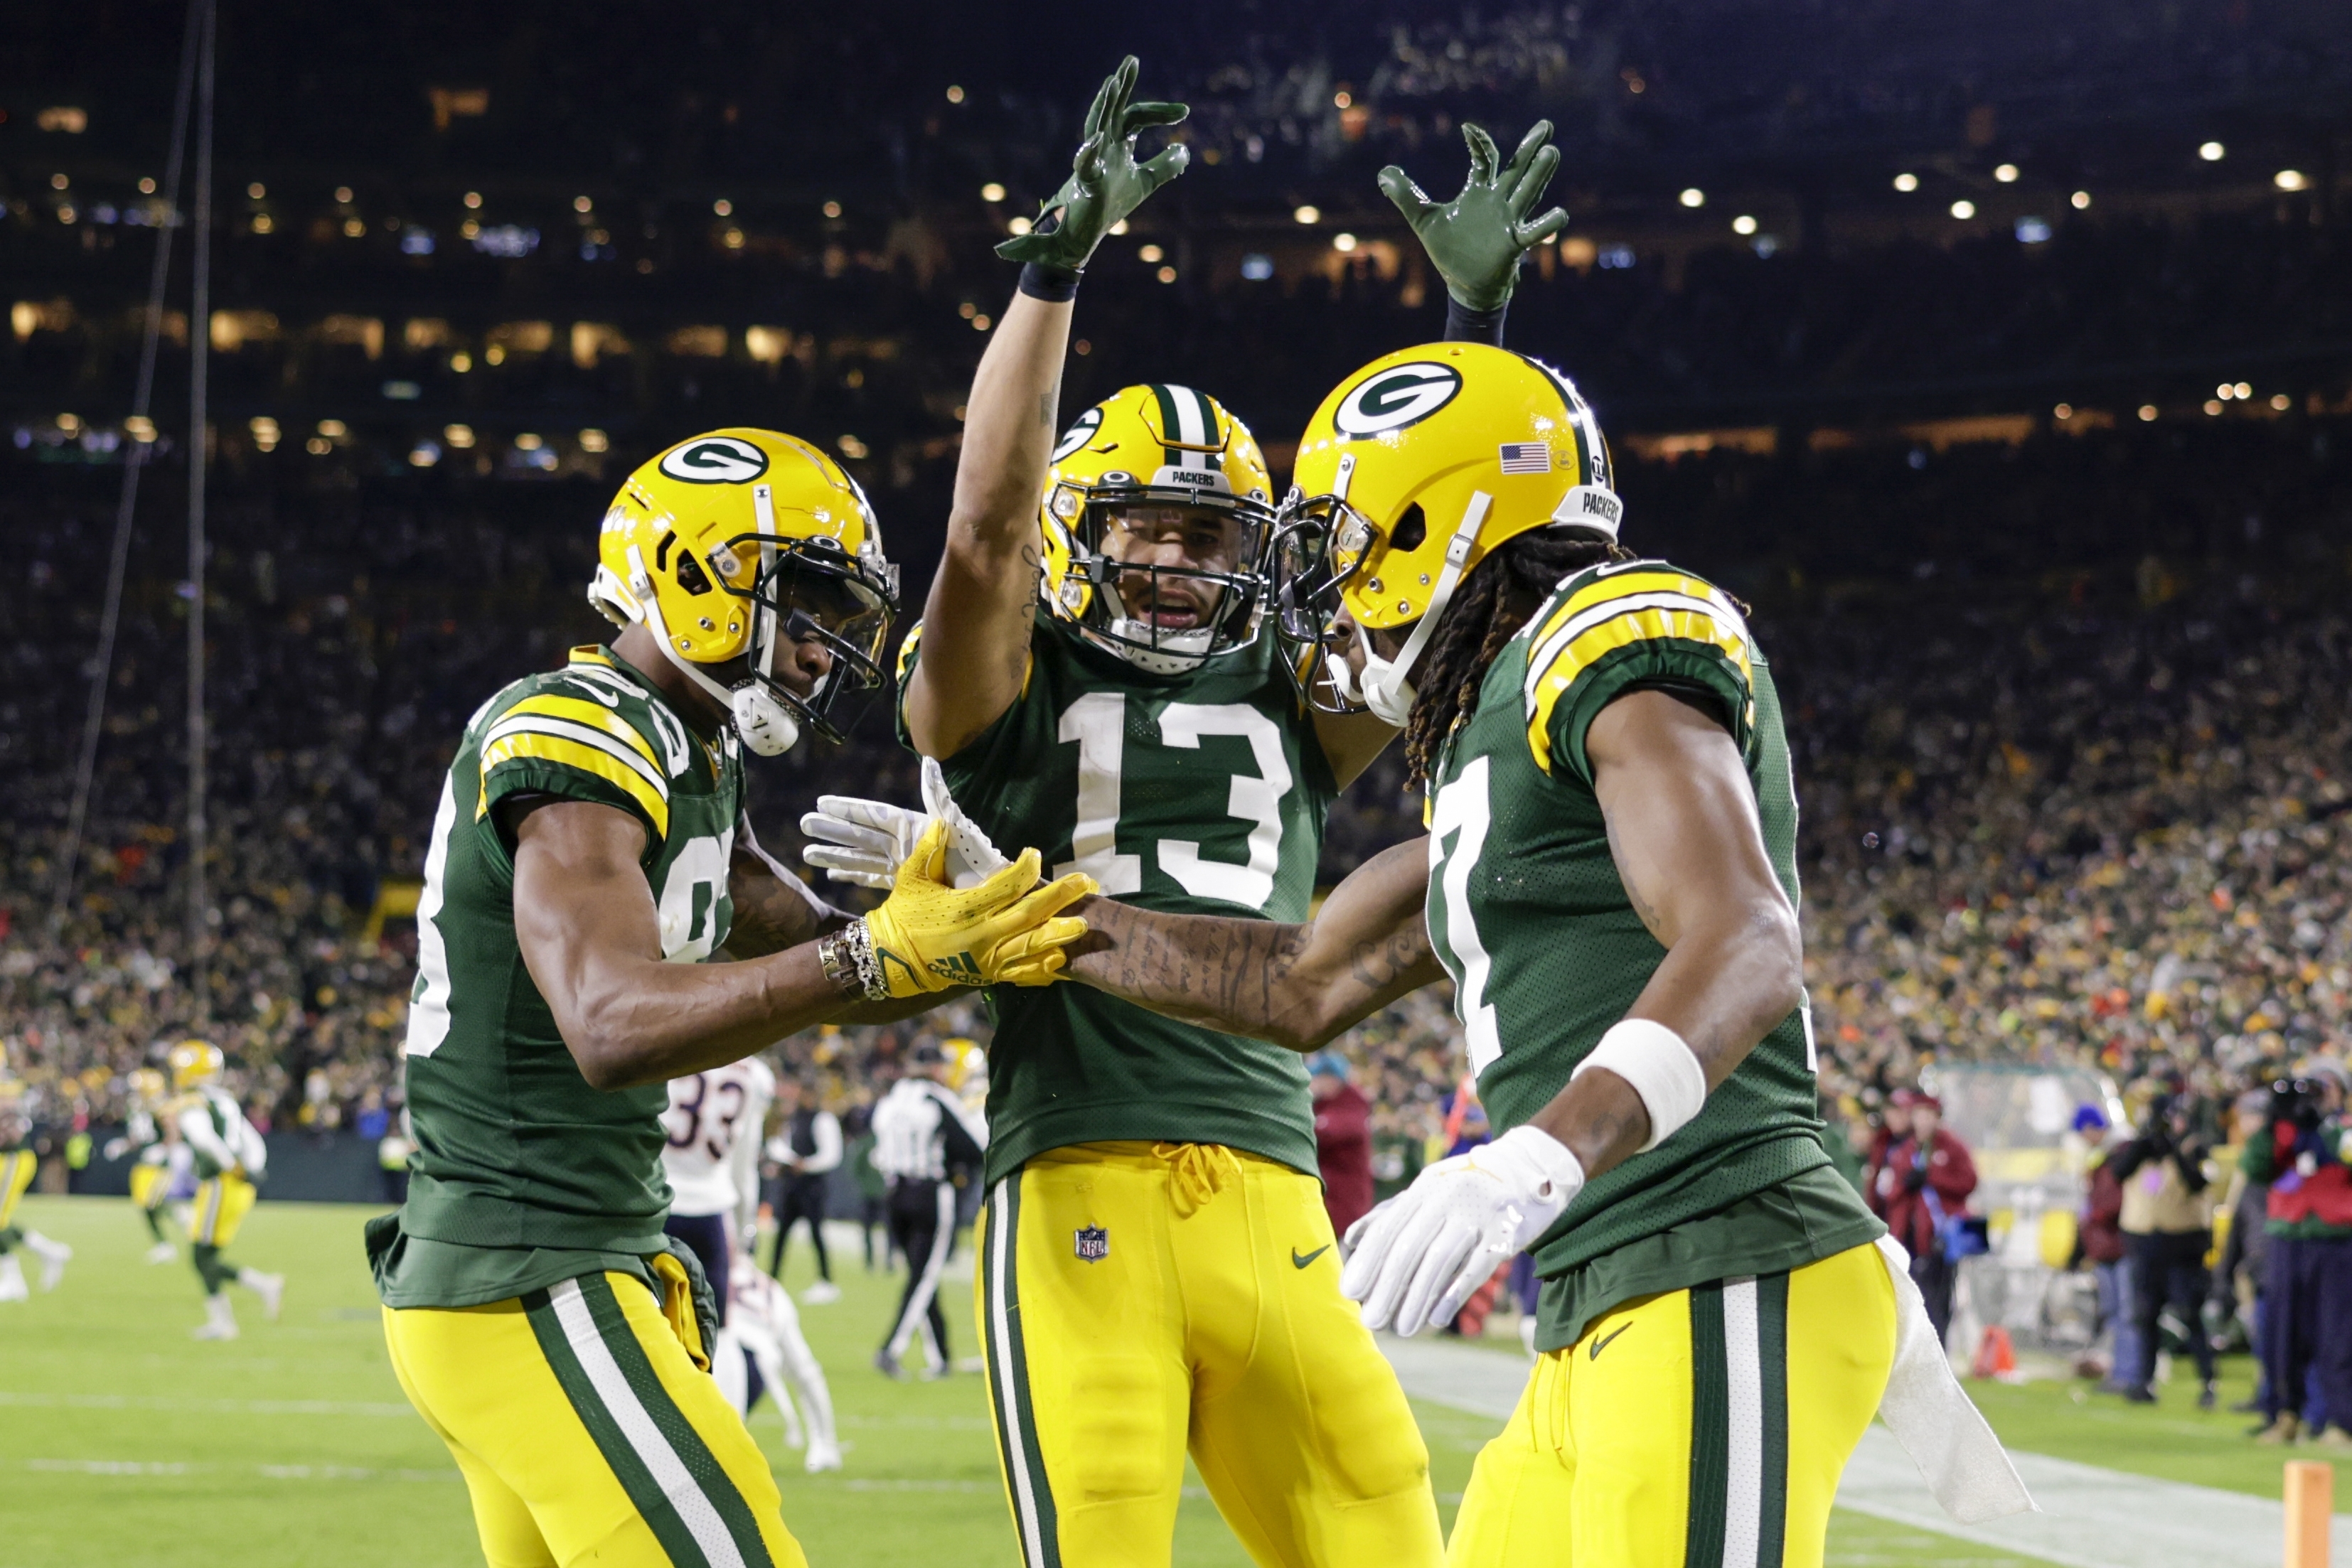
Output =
[{"x1": 1571, "y1": 1018, "x2": 1708, "y2": 1152}]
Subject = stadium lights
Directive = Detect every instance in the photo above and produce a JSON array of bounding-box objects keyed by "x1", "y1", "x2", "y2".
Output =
[
  {"x1": 980, "y1": 183, "x2": 1005, "y2": 203},
  {"x1": 2071, "y1": 190, "x2": 2092, "y2": 210},
  {"x1": 2199, "y1": 141, "x2": 2225, "y2": 161},
  {"x1": 50, "y1": 173, "x2": 68, "y2": 190},
  {"x1": 2205, "y1": 400, "x2": 2224, "y2": 416},
  {"x1": 579, "y1": 429, "x2": 609, "y2": 453},
  {"x1": 463, "y1": 191, "x2": 481, "y2": 209},
  {"x1": 1334, "y1": 90, "x2": 1352, "y2": 109},
  {"x1": 334, "y1": 186, "x2": 353, "y2": 203},
  {"x1": 2277, "y1": 170, "x2": 2309, "y2": 191},
  {"x1": 2235, "y1": 382, "x2": 2252, "y2": 399},
  {"x1": 972, "y1": 313, "x2": 991, "y2": 331},
  {"x1": 838, "y1": 434, "x2": 870, "y2": 458},
  {"x1": 409, "y1": 443, "x2": 440, "y2": 468},
  {"x1": 945, "y1": 85, "x2": 965, "y2": 104},
  {"x1": 1293, "y1": 205, "x2": 1320, "y2": 224},
  {"x1": 139, "y1": 177, "x2": 155, "y2": 195},
  {"x1": 449, "y1": 351, "x2": 472, "y2": 373},
  {"x1": 1108, "y1": 218, "x2": 1128, "y2": 235},
  {"x1": 712, "y1": 198, "x2": 732, "y2": 217},
  {"x1": 1156, "y1": 265, "x2": 1177, "y2": 283},
  {"x1": 444, "y1": 424, "x2": 475, "y2": 448},
  {"x1": 1006, "y1": 216, "x2": 1032, "y2": 235},
  {"x1": 317, "y1": 420, "x2": 347, "y2": 439},
  {"x1": 2216, "y1": 383, "x2": 2235, "y2": 399},
  {"x1": 1679, "y1": 188, "x2": 1704, "y2": 208},
  {"x1": 125, "y1": 415, "x2": 156, "y2": 441},
  {"x1": 574, "y1": 195, "x2": 592, "y2": 213},
  {"x1": 1731, "y1": 215, "x2": 1757, "y2": 236},
  {"x1": 245, "y1": 182, "x2": 263, "y2": 200},
  {"x1": 248, "y1": 417, "x2": 279, "y2": 451},
  {"x1": 1332, "y1": 232, "x2": 1357, "y2": 252},
  {"x1": 1892, "y1": 172, "x2": 1918, "y2": 192},
  {"x1": 1994, "y1": 163, "x2": 2019, "y2": 183},
  {"x1": 2053, "y1": 404, "x2": 2073, "y2": 420},
  {"x1": 1950, "y1": 200, "x2": 1976, "y2": 219},
  {"x1": 2272, "y1": 394, "x2": 2293, "y2": 412},
  {"x1": 821, "y1": 200, "x2": 842, "y2": 218},
  {"x1": 2137, "y1": 404, "x2": 2159, "y2": 421},
  {"x1": 1138, "y1": 243, "x2": 1165, "y2": 262}
]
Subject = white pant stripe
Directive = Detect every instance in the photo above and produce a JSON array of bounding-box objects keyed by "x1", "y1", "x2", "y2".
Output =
[
  {"x1": 887, "y1": 1185, "x2": 958, "y2": 1361},
  {"x1": 988, "y1": 1180, "x2": 1049, "y2": 1567},
  {"x1": 1721, "y1": 1276, "x2": 1764, "y2": 1568},
  {"x1": 547, "y1": 1278, "x2": 747, "y2": 1568}
]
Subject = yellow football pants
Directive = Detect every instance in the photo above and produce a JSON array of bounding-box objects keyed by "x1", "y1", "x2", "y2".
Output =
[
  {"x1": 0, "y1": 1150, "x2": 33, "y2": 1230},
  {"x1": 1447, "y1": 1240, "x2": 1896, "y2": 1568},
  {"x1": 383, "y1": 1270, "x2": 806, "y2": 1568},
  {"x1": 976, "y1": 1141, "x2": 1444, "y2": 1568},
  {"x1": 191, "y1": 1174, "x2": 257, "y2": 1247},
  {"x1": 130, "y1": 1161, "x2": 171, "y2": 1210}
]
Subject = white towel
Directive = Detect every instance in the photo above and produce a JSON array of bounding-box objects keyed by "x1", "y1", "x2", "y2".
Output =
[{"x1": 1870, "y1": 1234, "x2": 2038, "y2": 1523}]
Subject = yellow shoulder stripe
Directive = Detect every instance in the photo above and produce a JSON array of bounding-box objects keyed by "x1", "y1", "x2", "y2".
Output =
[
  {"x1": 477, "y1": 731, "x2": 671, "y2": 840},
  {"x1": 498, "y1": 694, "x2": 661, "y2": 769},
  {"x1": 1522, "y1": 570, "x2": 1752, "y2": 775},
  {"x1": 894, "y1": 622, "x2": 924, "y2": 683}
]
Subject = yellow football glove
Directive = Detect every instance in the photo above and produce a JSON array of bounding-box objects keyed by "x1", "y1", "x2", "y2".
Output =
[{"x1": 861, "y1": 821, "x2": 1095, "y2": 997}]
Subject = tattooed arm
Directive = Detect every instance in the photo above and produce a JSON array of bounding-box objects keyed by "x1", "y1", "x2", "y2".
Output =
[
  {"x1": 1514, "y1": 687, "x2": 1807, "y2": 1178},
  {"x1": 1063, "y1": 837, "x2": 1443, "y2": 1052},
  {"x1": 901, "y1": 286, "x2": 1072, "y2": 759}
]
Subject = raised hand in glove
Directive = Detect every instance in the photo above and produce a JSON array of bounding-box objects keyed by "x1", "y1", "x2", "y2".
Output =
[
  {"x1": 861, "y1": 821, "x2": 1094, "y2": 996},
  {"x1": 997, "y1": 55, "x2": 1190, "y2": 274},
  {"x1": 1378, "y1": 121, "x2": 1571, "y2": 312},
  {"x1": 802, "y1": 758, "x2": 1010, "y2": 891},
  {"x1": 1340, "y1": 1125, "x2": 1585, "y2": 1336}
]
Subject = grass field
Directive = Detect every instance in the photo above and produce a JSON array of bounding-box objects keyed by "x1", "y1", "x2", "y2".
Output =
[{"x1": 0, "y1": 1194, "x2": 2313, "y2": 1567}]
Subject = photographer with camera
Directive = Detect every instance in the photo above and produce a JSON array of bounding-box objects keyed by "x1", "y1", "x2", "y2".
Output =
[
  {"x1": 1872, "y1": 1089, "x2": 1979, "y2": 1344},
  {"x1": 2107, "y1": 1086, "x2": 2219, "y2": 1407},
  {"x1": 2243, "y1": 1059, "x2": 2352, "y2": 1444}
]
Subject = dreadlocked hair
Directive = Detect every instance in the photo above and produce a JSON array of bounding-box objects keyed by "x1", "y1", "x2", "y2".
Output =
[{"x1": 1401, "y1": 527, "x2": 1629, "y2": 790}]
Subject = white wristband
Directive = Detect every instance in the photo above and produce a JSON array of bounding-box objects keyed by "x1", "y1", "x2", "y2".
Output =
[{"x1": 1571, "y1": 1018, "x2": 1708, "y2": 1152}]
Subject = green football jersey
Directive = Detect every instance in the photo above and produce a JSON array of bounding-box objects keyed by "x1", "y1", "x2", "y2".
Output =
[
  {"x1": 374, "y1": 645, "x2": 743, "y2": 1308},
  {"x1": 902, "y1": 613, "x2": 1337, "y2": 1185},
  {"x1": 1423, "y1": 559, "x2": 1881, "y2": 1350}
]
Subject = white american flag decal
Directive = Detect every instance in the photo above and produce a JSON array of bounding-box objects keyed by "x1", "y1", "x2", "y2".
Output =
[{"x1": 1497, "y1": 442, "x2": 1552, "y2": 474}]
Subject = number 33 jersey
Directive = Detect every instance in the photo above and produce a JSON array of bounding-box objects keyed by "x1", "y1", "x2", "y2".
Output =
[
  {"x1": 900, "y1": 613, "x2": 1337, "y2": 1185},
  {"x1": 1424, "y1": 560, "x2": 1880, "y2": 1349},
  {"x1": 662, "y1": 1058, "x2": 776, "y2": 1223},
  {"x1": 400, "y1": 644, "x2": 744, "y2": 1260}
]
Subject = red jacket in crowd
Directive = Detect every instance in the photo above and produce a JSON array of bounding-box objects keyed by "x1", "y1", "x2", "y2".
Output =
[
  {"x1": 1872, "y1": 1127, "x2": 1979, "y2": 1261},
  {"x1": 1314, "y1": 1081, "x2": 1375, "y2": 1240}
]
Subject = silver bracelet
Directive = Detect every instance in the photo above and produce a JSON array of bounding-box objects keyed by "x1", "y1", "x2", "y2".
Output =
[
  {"x1": 816, "y1": 928, "x2": 865, "y2": 998},
  {"x1": 838, "y1": 918, "x2": 889, "y2": 1003}
]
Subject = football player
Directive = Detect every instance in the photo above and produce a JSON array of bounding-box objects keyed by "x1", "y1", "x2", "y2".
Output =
[
  {"x1": 371, "y1": 428, "x2": 1091, "y2": 1568},
  {"x1": 105, "y1": 1065, "x2": 181, "y2": 1263},
  {"x1": 806, "y1": 83, "x2": 1578, "y2": 1567},
  {"x1": 1032, "y1": 345, "x2": 2032, "y2": 1563},
  {"x1": 164, "y1": 1040, "x2": 282, "y2": 1338},
  {"x1": 0, "y1": 1060, "x2": 72, "y2": 1300}
]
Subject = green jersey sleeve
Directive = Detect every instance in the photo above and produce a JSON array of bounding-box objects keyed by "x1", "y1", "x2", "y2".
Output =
[
  {"x1": 473, "y1": 650, "x2": 686, "y2": 852},
  {"x1": 1521, "y1": 561, "x2": 1758, "y2": 788}
]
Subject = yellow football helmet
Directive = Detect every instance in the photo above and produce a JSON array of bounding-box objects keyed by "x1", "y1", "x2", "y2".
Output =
[
  {"x1": 1039, "y1": 384, "x2": 1276, "y2": 673},
  {"x1": 131, "y1": 1067, "x2": 169, "y2": 1105},
  {"x1": 1273, "y1": 342, "x2": 1620, "y2": 720},
  {"x1": 169, "y1": 1038, "x2": 224, "y2": 1090},
  {"x1": 588, "y1": 428, "x2": 899, "y2": 754}
]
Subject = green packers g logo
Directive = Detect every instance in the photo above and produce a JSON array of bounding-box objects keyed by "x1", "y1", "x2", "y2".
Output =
[
  {"x1": 1333, "y1": 363, "x2": 1462, "y2": 440},
  {"x1": 658, "y1": 436, "x2": 770, "y2": 484},
  {"x1": 1051, "y1": 407, "x2": 1104, "y2": 464}
]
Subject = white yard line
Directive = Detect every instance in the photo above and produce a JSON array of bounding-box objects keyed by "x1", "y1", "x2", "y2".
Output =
[
  {"x1": 0, "y1": 1389, "x2": 417, "y2": 1418},
  {"x1": 1377, "y1": 1333, "x2": 2350, "y2": 1568}
]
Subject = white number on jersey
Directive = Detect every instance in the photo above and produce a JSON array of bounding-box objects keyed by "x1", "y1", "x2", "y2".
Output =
[
  {"x1": 1427, "y1": 756, "x2": 1502, "y2": 1075},
  {"x1": 1050, "y1": 694, "x2": 1292, "y2": 912},
  {"x1": 405, "y1": 775, "x2": 461, "y2": 1059},
  {"x1": 664, "y1": 1071, "x2": 749, "y2": 1163},
  {"x1": 656, "y1": 832, "x2": 734, "y2": 962}
]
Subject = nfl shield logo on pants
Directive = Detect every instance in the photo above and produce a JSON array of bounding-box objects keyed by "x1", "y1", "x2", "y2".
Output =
[{"x1": 1074, "y1": 1225, "x2": 1109, "y2": 1263}]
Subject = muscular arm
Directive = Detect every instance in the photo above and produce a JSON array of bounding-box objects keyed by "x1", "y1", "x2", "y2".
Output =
[
  {"x1": 1063, "y1": 836, "x2": 1444, "y2": 1051},
  {"x1": 511, "y1": 800, "x2": 861, "y2": 1090},
  {"x1": 1518, "y1": 687, "x2": 1806, "y2": 1185},
  {"x1": 902, "y1": 291, "x2": 1074, "y2": 759}
]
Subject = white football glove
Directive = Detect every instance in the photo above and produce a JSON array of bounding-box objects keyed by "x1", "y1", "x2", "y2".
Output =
[
  {"x1": 800, "y1": 757, "x2": 1010, "y2": 891},
  {"x1": 1340, "y1": 1124, "x2": 1584, "y2": 1336}
]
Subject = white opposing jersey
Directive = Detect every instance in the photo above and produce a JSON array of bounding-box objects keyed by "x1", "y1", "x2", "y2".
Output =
[{"x1": 661, "y1": 1058, "x2": 775, "y2": 1219}]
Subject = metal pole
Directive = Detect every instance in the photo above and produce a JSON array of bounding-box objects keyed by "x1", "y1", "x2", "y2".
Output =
[
  {"x1": 186, "y1": 0, "x2": 216, "y2": 1024},
  {"x1": 51, "y1": 0, "x2": 206, "y2": 934}
]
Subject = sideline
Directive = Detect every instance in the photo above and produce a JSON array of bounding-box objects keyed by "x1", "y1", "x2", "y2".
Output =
[{"x1": 1377, "y1": 1332, "x2": 2351, "y2": 1568}]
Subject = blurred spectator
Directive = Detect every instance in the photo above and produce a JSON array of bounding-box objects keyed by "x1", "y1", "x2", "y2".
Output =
[
  {"x1": 2214, "y1": 1088, "x2": 2277, "y2": 1414},
  {"x1": 2243, "y1": 1060, "x2": 2352, "y2": 1444},
  {"x1": 1873, "y1": 1092, "x2": 1979, "y2": 1344},
  {"x1": 2075, "y1": 1105, "x2": 2141, "y2": 1393},
  {"x1": 764, "y1": 1075, "x2": 843, "y2": 1304},
  {"x1": 1864, "y1": 1090, "x2": 1918, "y2": 1205},
  {"x1": 1308, "y1": 1051, "x2": 1373, "y2": 1241},
  {"x1": 2110, "y1": 1090, "x2": 2220, "y2": 1406}
]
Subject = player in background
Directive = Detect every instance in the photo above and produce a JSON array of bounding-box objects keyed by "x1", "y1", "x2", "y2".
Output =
[
  {"x1": 164, "y1": 1040, "x2": 282, "y2": 1338},
  {"x1": 0, "y1": 1058, "x2": 72, "y2": 1301},
  {"x1": 764, "y1": 1073, "x2": 843, "y2": 1302},
  {"x1": 1027, "y1": 341, "x2": 2033, "y2": 1561},
  {"x1": 868, "y1": 1041, "x2": 987, "y2": 1380},
  {"x1": 807, "y1": 94, "x2": 1573, "y2": 1567},
  {"x1": 662, "y1": 1054, "x2": 778, "y2": 1341},
  {"x1": 105, "y1": 1065, "x2": 181, "y2": 1263},
  {"x1": 373, "y1": 428, "x2": 1091, "y2": 1568}
]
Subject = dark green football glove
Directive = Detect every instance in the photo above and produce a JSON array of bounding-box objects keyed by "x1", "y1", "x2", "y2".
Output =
[
  {"x1": 1378, "y1": 121, "x2": 1571, "y2": 312},
  {"x1": 998, "y1": 55, "x2": 1189, "y2": 273}
]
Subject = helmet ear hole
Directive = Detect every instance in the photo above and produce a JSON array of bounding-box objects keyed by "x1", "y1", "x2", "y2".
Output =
[
  {"x1": 1390, "y1": 503, "x2": 1428, "y2": 554},
  {"x1": 675, "y1": 553, "x2": 714, "y2": 596}
]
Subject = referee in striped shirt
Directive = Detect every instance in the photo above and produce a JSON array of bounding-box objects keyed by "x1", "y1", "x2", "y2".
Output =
[{"x1": 870, "y1": 1043, "x2": 986, "y2": 1378}]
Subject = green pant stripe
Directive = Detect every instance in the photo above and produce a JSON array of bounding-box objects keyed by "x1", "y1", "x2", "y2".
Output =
[
  {"x1": 524, "y1": 1284, "x2": 715, "y2": 1568},
  {"x1": 1686, "y1": 1281, "x2": 1730, "y2": 1567},
  {"x1": 984, "y1": 1174, "x2": 1060, "y2": 1567},
  {"x1": 1755, "y1": 1272, "x2": 1791, "y2": 1568}
]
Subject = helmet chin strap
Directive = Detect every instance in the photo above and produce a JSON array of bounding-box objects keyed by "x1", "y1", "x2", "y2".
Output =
[
  {"x1": 625, "y1": 542, "x2": 802, "y2": 757},
  {"x1": 1351, "y1": 491, "x2": 1491, "y2": 729}
]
